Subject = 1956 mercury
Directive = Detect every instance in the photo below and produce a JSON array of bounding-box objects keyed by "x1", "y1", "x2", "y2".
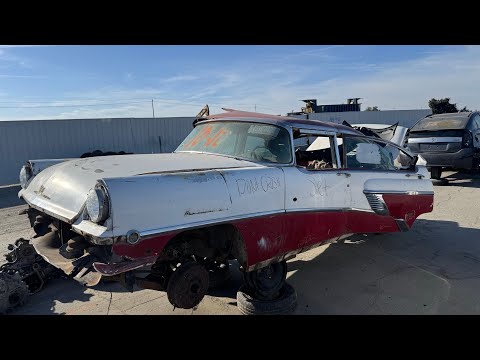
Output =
[{"x1": 0, "y1": 109, "x2": 434, "y2": 314}]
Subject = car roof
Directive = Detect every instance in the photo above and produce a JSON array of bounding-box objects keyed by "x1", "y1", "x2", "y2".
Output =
[{"x1": 199, "y1": 108, "x2": 363, "y2": 136}]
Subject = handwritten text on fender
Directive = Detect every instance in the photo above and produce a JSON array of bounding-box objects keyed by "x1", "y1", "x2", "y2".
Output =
[{"x1": 236, "y1": 176, "x2": 282, "y2": 196}]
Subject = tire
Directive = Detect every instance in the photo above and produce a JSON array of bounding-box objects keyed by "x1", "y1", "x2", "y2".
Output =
[
  {"x1": 471, "y1": 157, "x2": 480, "y2": 174},
  {"x1": 236, "y1": 283, "x2": 297, "y2": 315},
  {"x1": 244, "y1": 261, "x2": 287, "y2": 299},
  {"x1": 430, "y1": 167, "x2": 442, "y2": 180}
]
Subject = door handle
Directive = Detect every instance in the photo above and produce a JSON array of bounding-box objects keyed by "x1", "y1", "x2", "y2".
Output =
[
  {"x1": 337, "y1": 172, "x2": 351, "y2": 177},
  {"x1": 405, "y1": 173, "x2": 424, "y2": 179}
]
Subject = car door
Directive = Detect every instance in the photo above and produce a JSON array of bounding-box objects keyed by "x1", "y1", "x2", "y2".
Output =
[
  {"x1": 283, "y1": 131, "x2": 351, "y2": 251},
  {"x1": 340, "y1": 135, "x2": 434, "y2": 233}
]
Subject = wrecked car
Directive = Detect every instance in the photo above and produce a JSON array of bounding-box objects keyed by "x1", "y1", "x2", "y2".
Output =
[
  {"x1": 1, "y1": 109, "x2": 434, "y2": 314},
  {"x1": 407, "y1": 112, "x2": 480, "y2": 180}
]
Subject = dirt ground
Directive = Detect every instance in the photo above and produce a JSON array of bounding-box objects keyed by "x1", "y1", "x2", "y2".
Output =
[{"x1": 1, "y1": 171, "x2": 480, "y2": 315}]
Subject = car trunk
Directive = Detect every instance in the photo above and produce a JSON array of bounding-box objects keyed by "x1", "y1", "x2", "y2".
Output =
[{"x1": 408, "y1": 130, "x2": 465, "y2": 153}]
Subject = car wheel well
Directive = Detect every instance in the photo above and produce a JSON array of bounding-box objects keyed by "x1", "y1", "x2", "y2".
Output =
[{"x1": 162, "y1": 224, "x2": 248, "y2": 268}]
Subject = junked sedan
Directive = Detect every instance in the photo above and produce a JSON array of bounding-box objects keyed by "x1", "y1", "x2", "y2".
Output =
[
  {"x1": 407, "y1": 112, "x2": 480, "y2": 180},
  {"x1": 1, "y1": 109, "x2": 434, "y2": 314}
]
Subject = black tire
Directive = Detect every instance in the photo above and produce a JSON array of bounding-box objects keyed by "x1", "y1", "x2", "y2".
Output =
[
  {"x1": 471, "y1": 157, "x2": 480, "y2": 174},
  {"x1": 167, "y1": 261, "x2": 209, "y2": 309},
  {"x1": 236, "y1": 283, "x2": 297, "y2": 315},
  {"x1": 208, "y1": 261, "x2": 231, "y2": 289},
  {"x1": 244, "y1": 261, "x2": 287, "y2": 299},
  {"x1": 430, "y1": 167, "x2": 442, "y2": 180}
]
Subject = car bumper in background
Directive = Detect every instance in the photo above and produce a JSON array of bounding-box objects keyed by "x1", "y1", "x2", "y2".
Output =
[{"x1": 413, "y1": 148, "x2": 474, "y2": 169}]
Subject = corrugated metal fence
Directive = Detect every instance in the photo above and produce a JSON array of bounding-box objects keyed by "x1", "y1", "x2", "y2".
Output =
[{"x1": 0, "y1": 117, "x2": 195, "y2": 185}]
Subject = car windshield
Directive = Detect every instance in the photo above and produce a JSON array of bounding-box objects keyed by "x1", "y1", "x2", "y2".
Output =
[{"x1": 176, "y1": 121, "x2": 293, "y2": 164}]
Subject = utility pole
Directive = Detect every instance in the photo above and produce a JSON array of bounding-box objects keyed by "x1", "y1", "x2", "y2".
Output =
[{"x1": 152, "y1": 99, "x2": 155, "y2": 118}]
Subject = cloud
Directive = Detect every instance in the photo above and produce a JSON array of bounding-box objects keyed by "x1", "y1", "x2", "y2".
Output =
[
  {"x1": 0, "y1": 101, "x2": 201, "y2": 120},
  {"x1": 0, "y1": 47, "x2": 34, "y2": 69},
  {"x1": 1, "y1": 45, "x2": 479, "y2": 120},
  {"x1": 162, "y1": 75, "x2": 199, "y2": 83}
]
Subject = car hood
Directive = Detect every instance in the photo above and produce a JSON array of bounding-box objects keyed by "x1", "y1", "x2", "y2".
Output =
[{"x1": 19, "y1": 152, "x2": 261, "y2": 223}]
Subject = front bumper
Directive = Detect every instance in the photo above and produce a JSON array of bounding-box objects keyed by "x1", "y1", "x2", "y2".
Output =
[
  {"x1": 31, "y1": 225, "x2": 156, "y2": 288},
  {"x1": 413, "y1": 148, "x2": 474, "y2": 169}
]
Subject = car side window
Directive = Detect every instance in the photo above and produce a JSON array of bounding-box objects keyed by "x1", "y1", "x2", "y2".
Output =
[
  {"x1": 344, "y1": 137, "x2": 415, "y2": 170},
  {"x1": 294, "y1": 133, "x2": 338, "y2": 170},
  {"x1": 474, "y1": 115, "x2": 480, "y2": 129}
]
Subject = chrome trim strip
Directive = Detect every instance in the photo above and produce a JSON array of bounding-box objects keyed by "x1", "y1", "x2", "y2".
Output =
[
  {"x1": 286, "y1": 207, "x2": 350, "y2": 213},
  {"x1": 296, "y1": 129, "x2": 337, "y2": 136},
  {"x1": 286, "y1": 207, "x2": 374, "y2": 214},
  {"x1": 139, "y1": 207, "x2": 377, "y2": 239},
  {"x1": 408, "y1": 137, "x2": 462, "y2": 144},
  {"x1": 139, "y1": 209, "x2": 286, "y2": 238},
  {"x1": 334, "y1": 134, "x2": 342, "y2": 168},
  {"x1": 350, "y1": 207, "x2": 376, "y2": 213},
  {"x1": 363, "y1": 190, "x2": 434, "y2": 195}
]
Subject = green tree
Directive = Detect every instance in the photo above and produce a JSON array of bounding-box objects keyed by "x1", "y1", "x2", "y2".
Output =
[
  {"x1": 460, "y1": 106, "x2": 470, "y2": 112},
  {"x1": 365, "y1": 106, "x2": 380, "y2": 111},
  {"x1": 428, "y1": 98, "x2": 458, "y2": 114}
]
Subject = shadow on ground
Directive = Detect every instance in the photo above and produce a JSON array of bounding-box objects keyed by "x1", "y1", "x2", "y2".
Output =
[
  {"x1": 207, "y1": 261, "x2": 244, "y2": 306},
  {"x1": 440, "y1": 171, "x2": 480, "y2": 188},
  {"x1": 13, "y1": 276, "x2": 134, "y2": 315},
  {"x1": 12, "y1": 263, "x2": 246, "y2": 315},
  {"x1": 286, "y1": 218, "x2": 480, "y2": 314},
  {"x1": 14, "y1": 218, "x2": 480, "y2": 315}
]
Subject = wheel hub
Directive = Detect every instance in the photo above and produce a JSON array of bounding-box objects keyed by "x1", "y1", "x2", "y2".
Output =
[{"x1": 167, "y1": 261, "x2": 209, "y2": 309}]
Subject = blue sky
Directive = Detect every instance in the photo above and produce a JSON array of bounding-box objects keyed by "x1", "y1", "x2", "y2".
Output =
[{"x1": 0, "y1": 45, "x2": 477, "y2": 120}]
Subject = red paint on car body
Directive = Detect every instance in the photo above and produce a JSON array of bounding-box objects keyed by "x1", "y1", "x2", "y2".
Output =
[
  {"x1": 382, "y1": 194, "x2": 434, "y2": 227},
  {"x1": 112, "y1": 194, "x2": 434, "y2": 269}
]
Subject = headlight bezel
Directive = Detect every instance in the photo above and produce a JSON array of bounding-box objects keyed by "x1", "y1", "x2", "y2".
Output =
[{"x1": 85, "y1": 185, "x2": 110, "y2": 224}]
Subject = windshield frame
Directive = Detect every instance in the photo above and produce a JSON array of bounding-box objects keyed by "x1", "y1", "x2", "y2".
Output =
[{"x1": 175, "y1": 120, "x2": 296, "y2": 167}]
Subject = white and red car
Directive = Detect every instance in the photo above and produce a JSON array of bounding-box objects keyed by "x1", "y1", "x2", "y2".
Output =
[{"x1": 6, "y1": 109, "x2": 433, "y2": 314}]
